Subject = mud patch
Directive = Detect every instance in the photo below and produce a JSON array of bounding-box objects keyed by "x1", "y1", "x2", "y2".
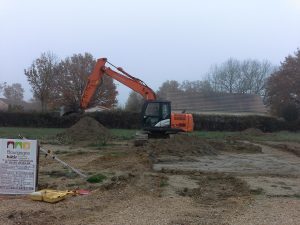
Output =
[
  {"x1": 240, "y1": 176, "x2": 300, "y2": 197},
  {"x1": 263, "y1": 141, "x2": 300, "y2": 157},
  {"x1": 83, "y1": 151, "x2": 151, "y2": 173},
  {"x1": 179, "y1": 174, "x2": 250, "y2": 204},
  {"x1": 57, "y1": 116, "x2": 110, "y2": 145}
]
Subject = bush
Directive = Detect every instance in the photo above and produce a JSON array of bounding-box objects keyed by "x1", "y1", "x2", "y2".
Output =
[
  {"x1": 86, "y1": 174, "x2": 107, "y2": 183},
  {"x1": 281, "y1": 103, "x2": 299, "y2": 122}
]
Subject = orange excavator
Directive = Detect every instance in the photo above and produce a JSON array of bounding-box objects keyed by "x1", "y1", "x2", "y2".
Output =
[{"x1": 80, "y1": 58, "x2": 194, "y2": 137}]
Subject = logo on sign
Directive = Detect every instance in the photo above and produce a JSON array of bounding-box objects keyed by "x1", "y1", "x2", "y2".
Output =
[{"x1": 6, "y1": 141, "x2": 31, "y2": 150}]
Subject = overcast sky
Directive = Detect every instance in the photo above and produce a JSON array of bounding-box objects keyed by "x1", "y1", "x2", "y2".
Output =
[{"x1": 0, "y1": 0, "x2": 300, "y2": 105}]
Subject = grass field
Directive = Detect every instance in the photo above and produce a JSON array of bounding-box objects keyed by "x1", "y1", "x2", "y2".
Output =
[
  {"x1": 0, "y1": 127, "x2": 137, "y2": 142},
  {"x1": 0, "y1": 127, "x2": 300, "y2": 143}
]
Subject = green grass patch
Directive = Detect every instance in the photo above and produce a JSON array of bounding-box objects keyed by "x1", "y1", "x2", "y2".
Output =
[
  {"x1": 250, "y1": 187, "x2": 264, "y2": 195},
  {"x1": 256, "y1": 131, "x2": 300, "y2": 142},
  {"x1": 111, "y1": 129, "x2": 137, "y2": 140},
  {"x1": 159, "y1": 179, "x2": 169, "y2": 187},
  {"x1": 86, "y1": 173, "x2": 107, "y2": 183},
  {"x1": 86, "y1": 140, "x2": 109, "y2": 149},
  {"x1": 2, "y1": 127, "x2": 300, "y2": 143},
  {"x1": 0, "y1": 127, "x2": 64, "y2": 142}
]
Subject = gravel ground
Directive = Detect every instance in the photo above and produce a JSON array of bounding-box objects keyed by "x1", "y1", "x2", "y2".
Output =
[
  {"x1": 1, "y1": 140, "x2": 300, "y2": 225},
  {"x1": 228, "y1": 196, "x2": 300, "y2": 225}
]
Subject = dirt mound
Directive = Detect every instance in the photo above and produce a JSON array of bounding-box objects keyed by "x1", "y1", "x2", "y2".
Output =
[
  {"x1": 142, "y1": 135, "x2": 262, "y2": 161},
  {"x1": 208, "y1": 140, "x2": 262, "y2": 153},
  {"x1": 242, "y1": 128, "x2": 264, "y2": 136},
  {"x1": 146, "y1": 135, "x2": 218, "y2": 158},
  {"x1": 57, "y1": 116, "x2": 110, "y2": 144}
]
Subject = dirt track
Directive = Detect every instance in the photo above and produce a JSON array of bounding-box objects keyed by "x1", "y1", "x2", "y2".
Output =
[{"x1": 0, "y1": 135, "x2": 299, "y2": 225}]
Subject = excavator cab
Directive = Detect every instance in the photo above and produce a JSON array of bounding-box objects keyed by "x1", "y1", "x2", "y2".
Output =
[
  {"x1": 142, "y1": 100, "x2": 171, "y2": 129},
  {"x1": 141, "y1": 100, "x2": 184, "y2": 137}
]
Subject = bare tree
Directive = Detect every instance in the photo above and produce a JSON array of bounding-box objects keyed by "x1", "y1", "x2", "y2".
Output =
[
  {"x1": 239, "y1": 60, "x2": 273, "y2": 95},
  {"x1": 56, "y1": 53, "x2": 118, "y2": 111},
  {"x1": 0, "y1": 82, "x2": 7, "y2": 96},
  {"x1": 208, "y1": 58, "x2": 241, "y2": 93},
  {"x1": 3, "y1": 83, "x2": 24, "y2": 102},
  {"x1": 180, "y1": 80, "x2": 213, "y2": 95},
  {"x1": 208, "y1": 58, "x2": 274, "y2": 95},
  {"x1": 24, "y1": 52, "x2": 59, "y2": 112}
]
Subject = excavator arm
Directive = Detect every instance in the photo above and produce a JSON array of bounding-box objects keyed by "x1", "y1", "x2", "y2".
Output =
[{"x1": 80, "y1": 58, "x2": 156, "y2": 109}]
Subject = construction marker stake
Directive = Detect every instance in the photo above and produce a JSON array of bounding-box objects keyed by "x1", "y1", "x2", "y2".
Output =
[{"x1": 19, "y1": 134, "x2": 87, "y2": 178}]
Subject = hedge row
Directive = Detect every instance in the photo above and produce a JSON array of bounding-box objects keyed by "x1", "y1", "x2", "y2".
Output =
[
  {"x1": 0, "y1": 111, "x2": 140, "y2": 129},
  {"x1": 193, "y1": 114, "x2": 292, "y2": 132},
  {"x1": 0, "y1": 111, "x2": 299, "y2": 132}
]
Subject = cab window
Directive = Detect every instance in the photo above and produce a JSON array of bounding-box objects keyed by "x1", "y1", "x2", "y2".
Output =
[{"x1": 145, "y1": 103, "x2": 160, "y2": 116}]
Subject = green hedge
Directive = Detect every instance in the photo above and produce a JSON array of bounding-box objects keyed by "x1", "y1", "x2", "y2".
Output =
[
  {"x1": 0, "y1": 111, "x2": 298, "y2": 131},
  {"x1": 0, "y1": 112, "x2": 79, "y2": 128},
  {"x1": 0, "y1": 111, "x2": 140, "y2": 129},
  {"x1": 192, "y1": 114, "x2": 289, "y2": 132}
]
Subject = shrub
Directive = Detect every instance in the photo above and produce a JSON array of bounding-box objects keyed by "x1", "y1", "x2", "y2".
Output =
[{"x1": 281, "y1": 103, "x2": 299, "y2": 122}]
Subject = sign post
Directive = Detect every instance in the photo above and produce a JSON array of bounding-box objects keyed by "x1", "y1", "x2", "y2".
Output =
[{"x1": 0, "y1": 139, "x2": 38, "y2": 194}]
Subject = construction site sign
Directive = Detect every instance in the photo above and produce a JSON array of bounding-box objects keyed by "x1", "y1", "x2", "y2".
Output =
[{"x1": 0, "y1": 139, "x2": 38, "y2": 194}]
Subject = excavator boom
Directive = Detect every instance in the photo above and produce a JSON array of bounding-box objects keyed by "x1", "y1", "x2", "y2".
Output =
[{"x1": 80, "y1": 58, "x2": 156, "y2": 109}]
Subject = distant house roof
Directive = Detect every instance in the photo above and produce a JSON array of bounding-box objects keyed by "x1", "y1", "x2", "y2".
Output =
[{"x1": 166, "y1": 92, "x2": 267, "y2": 115}]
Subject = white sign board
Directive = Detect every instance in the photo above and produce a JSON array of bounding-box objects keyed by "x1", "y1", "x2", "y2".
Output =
[{"x1": 0, "y1": 139, "x2": 38, "y2": 194}]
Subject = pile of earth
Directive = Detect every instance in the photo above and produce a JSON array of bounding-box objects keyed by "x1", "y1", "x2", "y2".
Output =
[
  {"x1": 208, "y1": 139, "x2": 262, "y2": 153},
  {"x1": 142, "y1": 135, "x2": 262, "y2": 160},
  {"x1": 241, "y1": 128, "x2": 264, "y2": 136},
  {"x1": 145, "y1": 135, "x2": 218, "y2": 158},
  {"x1": 57, "y1": 116, "x2": 110, "y2": 144}
]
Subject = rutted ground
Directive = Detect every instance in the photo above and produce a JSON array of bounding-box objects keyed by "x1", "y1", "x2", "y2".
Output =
[
  {"x1": 153, "y1": 138, "x2": 300, "y2": 225},
  {"x1": 0, "y1": 141, "x2": 251, "y2": 225},
  {"x1": 0, "y1": 119, "x2": 299, "y2": 224}
]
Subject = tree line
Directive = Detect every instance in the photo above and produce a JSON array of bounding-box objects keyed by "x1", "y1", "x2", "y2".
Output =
[
  {"x1": 126, "y1": 59, "x2": 275, "y2": 111},
  {"x1": 1, "y1": 48, "x2": 300, "y2": 121},
  {"x1": 125, "y1": 49, "x2": 300, "y2": 121}
]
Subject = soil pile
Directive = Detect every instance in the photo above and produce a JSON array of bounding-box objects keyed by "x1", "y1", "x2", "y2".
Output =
[
  {"x1": 209, "y1": 140, "x2": 262, "y2": 153},
  {"x1": 241, "y1": 128, "x2": 264, "y2": 136},
  {"x1": 57, "y1": 116, "x2": 110, "y2": 144},
  {"x1": 143, "y1": 135, "x2": 262, "y2": 160},
  {"x1": 146, "y1": 135, "x2": 218, "y2": 158}
]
